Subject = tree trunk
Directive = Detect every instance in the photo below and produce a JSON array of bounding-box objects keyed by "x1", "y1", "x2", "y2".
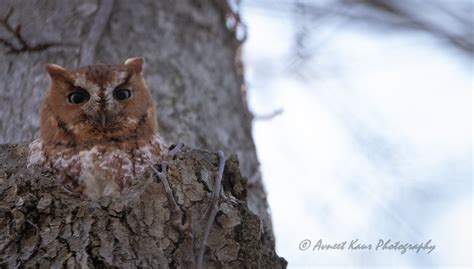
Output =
[
  {"x1": 0, "y1": 0, "x2": 282, "y2": 267},
  {"x1": 0, "y1": 144, "x2": 286, "y2": 268}
]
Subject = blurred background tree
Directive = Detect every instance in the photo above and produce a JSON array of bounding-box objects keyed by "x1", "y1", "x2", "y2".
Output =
[
  {"x1": 239, "y1": 0, "x2": 472, "y2": 267},
  {"x1": 245, "y1": 0, "x2": 472, "y2": 80}
]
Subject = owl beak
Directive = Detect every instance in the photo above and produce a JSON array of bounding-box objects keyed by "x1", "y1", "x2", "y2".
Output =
[{"x1": 100, "y1": 114, "x2": 107, "y2": 128}]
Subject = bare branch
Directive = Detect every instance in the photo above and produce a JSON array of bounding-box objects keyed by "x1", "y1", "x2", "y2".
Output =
[
  {"x1": 197, "y1": 150, "x2": 226, "y2": 269},
  {"x1": 249, "y1": 0, "x2": 474, "y2": 56},
  {"x1": 151, "y1": 164, "x2": 186, "y2": 231},
  {"x1": 0, "y1": 8, "x2": 75, "y2": 54},
  {"x1": 254, "y1": 108, "x2": 283, "y2": 121}
]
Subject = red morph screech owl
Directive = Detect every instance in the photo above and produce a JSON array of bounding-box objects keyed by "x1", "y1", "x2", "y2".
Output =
[{"x1": 28, "y1": 57, "x2": 168, "y2": 198}]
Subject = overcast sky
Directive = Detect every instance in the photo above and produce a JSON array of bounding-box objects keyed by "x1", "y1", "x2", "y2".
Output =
[{"x1": 241, "y1": 3, "x2": 472, "y2": 268}]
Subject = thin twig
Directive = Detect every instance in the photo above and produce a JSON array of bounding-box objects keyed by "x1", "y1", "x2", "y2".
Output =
[
  {"x1": 196, "y1": 150, "x2": 225, "y2": 269},
  {"x1": 253, "y1": 108, "x2": 284, "y2": 121},
  {"x1": 26, "y1": 219, "x2": 39, "y2": 235},
  {"x1": 150, "y1": 164, "x2": 186, "y2": 231},
  {"x1": 151, "y1": 143, "x2": 196, "y2": 267},
  {"x1": 168, "y1": 142, "x2": 184, "y2": 158},
  {"x1": 79, "y1": 0, "x2": 115, "y2": 65}
]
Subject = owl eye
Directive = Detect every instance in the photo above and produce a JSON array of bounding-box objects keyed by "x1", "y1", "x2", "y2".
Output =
[
  {"x1": 67, "y1": 89, "x2": 90, "y2": 104},
  {"x1": 113, "y1": 88, "x2": 131, "y2": 101}
]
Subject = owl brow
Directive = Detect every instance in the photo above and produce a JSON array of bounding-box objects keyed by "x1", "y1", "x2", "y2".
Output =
[
  {"x1": 58, "y1": 77, "x2": 76, "y2": 89},
  {"x1": 63, "y1": 79, "x2": 86, "y2": 92},
  {"x1": 114, "y1": 73, "x2": 133, "y2": 89}
]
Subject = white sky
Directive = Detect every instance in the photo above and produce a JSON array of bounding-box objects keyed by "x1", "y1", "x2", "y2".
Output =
[{"x1": 242, "y1": 4, "x2": 472, "y2": 269}]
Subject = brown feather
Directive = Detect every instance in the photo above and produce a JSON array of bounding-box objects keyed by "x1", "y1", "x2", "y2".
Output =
[{"x1": 29, "y1": 58, "x2": 167, "y2": 199}]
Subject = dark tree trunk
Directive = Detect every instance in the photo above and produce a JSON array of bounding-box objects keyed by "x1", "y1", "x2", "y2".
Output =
[{"x1": 0, "y1": 0, "x2": 283, "y2": 267}]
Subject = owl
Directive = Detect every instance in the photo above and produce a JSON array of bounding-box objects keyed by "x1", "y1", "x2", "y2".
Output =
[{"x1": 27, "y1": 57, "x2": 168, "y2": 199}]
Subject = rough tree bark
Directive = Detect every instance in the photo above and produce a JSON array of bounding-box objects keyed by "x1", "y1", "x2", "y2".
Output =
[
  {"x1": 0, "y1": 145, "x2": 286, "y2": 268},
  {"x1": 0, "y1": 0, "x2": 283, "y2": 267}
]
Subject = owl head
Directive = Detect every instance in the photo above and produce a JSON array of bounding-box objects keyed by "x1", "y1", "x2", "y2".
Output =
[{"x1": 40, "y1": 57, "x2": 158, "y2": 148}]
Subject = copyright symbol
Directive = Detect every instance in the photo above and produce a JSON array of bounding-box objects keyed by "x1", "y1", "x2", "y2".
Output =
[{"x1": 299, "y1": 239, "x2": 311, "y2": 251}]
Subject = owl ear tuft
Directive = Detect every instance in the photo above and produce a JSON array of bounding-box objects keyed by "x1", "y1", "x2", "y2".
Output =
[
  {"x1": 124, "y1": 57, "x2": 144, "y2": 74},
  {"x1": 44, "y1": 64, "x2": 71, "y2": 81}
]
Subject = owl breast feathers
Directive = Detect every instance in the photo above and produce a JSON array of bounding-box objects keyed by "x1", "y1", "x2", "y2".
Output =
[{"x1": 27, "y1": 57, "x2": 168, "y2": 199}]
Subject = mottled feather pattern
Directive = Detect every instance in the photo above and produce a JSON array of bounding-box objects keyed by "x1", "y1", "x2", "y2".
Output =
[
  {"x1": 28, "y1": 135, "x2": 167, "y2": 198},
  {"x1": 28, "y1": 58, "x2": 167, "y2": 198}
]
